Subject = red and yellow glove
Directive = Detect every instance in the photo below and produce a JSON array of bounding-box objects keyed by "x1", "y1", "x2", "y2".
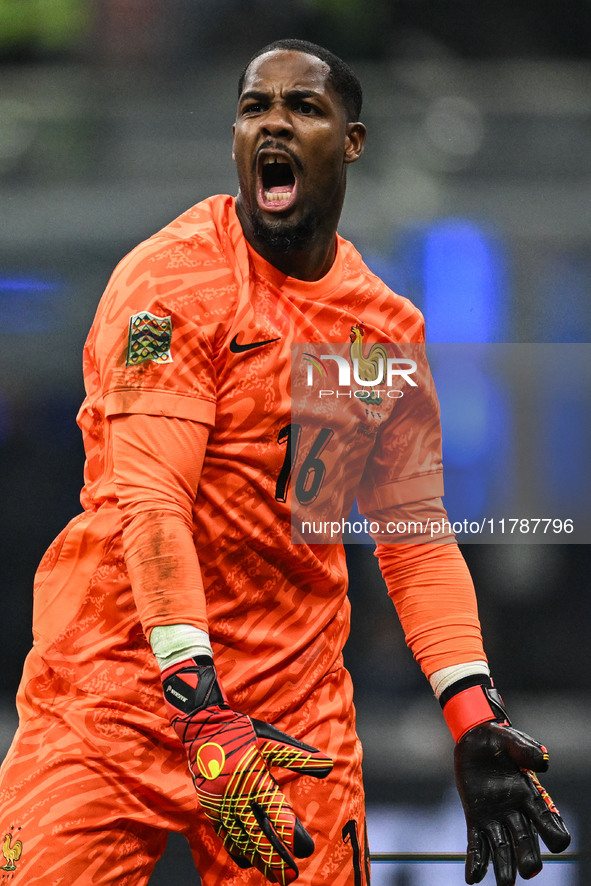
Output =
[
  {"x1": 442, "y1": 677, "x2": 571, "y2": 886},
  {"x1": 162, "y1": 656, "x2": 333, "y2": 885}
]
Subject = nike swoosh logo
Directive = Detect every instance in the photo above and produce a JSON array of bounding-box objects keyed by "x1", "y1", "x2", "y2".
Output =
[{"x1": 229, "y1": 334, "x2": 280, "y2": 353}]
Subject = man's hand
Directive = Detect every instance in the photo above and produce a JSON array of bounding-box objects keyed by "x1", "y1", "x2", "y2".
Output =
[
  {"x1": 454, "y1": 718, "x2": 570, "y2": 885},
  {"x1": 162, "y1": 656, "x2": 333, "y2": 885}
]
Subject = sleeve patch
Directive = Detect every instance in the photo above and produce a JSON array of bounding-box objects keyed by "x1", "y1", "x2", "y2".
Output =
[{"x1": 126, "y1": 311, "x2": 173, "y2": 366}]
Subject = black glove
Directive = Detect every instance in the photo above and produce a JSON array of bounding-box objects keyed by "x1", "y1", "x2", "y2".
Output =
[{"x1": 442, "y1": 678, "x2": 570, "y2": 886}]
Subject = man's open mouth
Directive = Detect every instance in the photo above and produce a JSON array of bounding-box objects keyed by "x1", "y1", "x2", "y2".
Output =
[{"x1": 257, "y1": 154, "x2": 298, "y2": 212}]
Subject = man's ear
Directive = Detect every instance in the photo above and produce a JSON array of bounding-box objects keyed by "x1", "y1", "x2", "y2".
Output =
[
  {"x1": 232, "y1": 124, "x2": 236, "y2": 161},
  {"x1": 344, "y1": 122, "x2": 367, "y2": 164}
]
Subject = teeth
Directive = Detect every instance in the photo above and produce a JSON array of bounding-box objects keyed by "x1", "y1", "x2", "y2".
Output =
[
  {"x1": 264, "y1": 190, "x2": 292, "y2": 201},
  {"x1": 262, "y1": 156, "x2": 289, "y2": 165}
]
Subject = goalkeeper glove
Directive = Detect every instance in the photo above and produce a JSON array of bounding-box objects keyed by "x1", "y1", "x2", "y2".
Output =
[
  {"x1": 162, "y1": 655, "x2": 333, "y2": 885},
  {"x1": 441, "y1": 678, "x2": 570, "y2": 886}
]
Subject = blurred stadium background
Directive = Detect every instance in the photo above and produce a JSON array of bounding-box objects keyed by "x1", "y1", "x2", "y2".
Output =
[{"x1": 1, "y1": 1, "x2": 590, "y2": 883}]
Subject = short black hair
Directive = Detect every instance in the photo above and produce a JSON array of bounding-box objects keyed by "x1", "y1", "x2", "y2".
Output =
[{"x1": 238, "y1": 38, "x2": 363, "y2": 122}]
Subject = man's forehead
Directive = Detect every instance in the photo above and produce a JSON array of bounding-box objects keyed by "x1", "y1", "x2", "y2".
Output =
[{"x1": 240, "y1": 49, "x2": 332, "y2": 95}]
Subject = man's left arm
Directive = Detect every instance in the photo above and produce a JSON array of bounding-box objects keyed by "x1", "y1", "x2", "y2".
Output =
[{"x1": 376, "y1": 541, "x2": 570, "y2": 886}]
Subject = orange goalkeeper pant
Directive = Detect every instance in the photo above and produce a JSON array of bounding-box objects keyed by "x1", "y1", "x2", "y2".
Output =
[{"x1": 0, "y1": 662, "x2": 370, "y2": 886}]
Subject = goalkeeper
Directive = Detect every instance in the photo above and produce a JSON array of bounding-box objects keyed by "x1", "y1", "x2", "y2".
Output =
[{"x1": 0, "y1": 38, "x2": 569, "y2": 886}]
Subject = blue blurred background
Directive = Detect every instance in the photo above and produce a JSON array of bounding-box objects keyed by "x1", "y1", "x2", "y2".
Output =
[{"x1": 0, "y1": 2, "x2": 590, "y2": 883}]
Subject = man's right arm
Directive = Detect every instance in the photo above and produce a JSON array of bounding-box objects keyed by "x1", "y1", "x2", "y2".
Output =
[
  {"x1": 111, "y1": 411, "x2": 210, "y2": 637},
  {"x1": 110, "y1": 411, "x2": 333, "y2": 884}
]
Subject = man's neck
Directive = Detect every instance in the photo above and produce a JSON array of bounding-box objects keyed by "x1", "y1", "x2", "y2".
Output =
[
  {"x1": 249, "y1": 236, "x2": 337, "y2": 281},
  {"x1": 235, "y1": 200, "x2": 338, "y2": 282}
]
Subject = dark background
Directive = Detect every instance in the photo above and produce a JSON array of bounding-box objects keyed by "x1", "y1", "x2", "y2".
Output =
[{"x1": 0, "y1": 2, "x2": 589, "y2": 883}]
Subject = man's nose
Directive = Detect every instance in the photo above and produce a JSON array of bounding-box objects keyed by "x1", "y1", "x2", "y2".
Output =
[{"x1": 261, "y1": 104, "x2": 293, "y2": 138}]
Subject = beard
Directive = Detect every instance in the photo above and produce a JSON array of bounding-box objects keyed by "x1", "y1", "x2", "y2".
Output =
[{"x1": 250, "y1": 207, "x2": 318, "y2": 254}]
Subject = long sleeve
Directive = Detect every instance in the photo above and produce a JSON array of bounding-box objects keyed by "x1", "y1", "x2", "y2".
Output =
[
  {"x1": 375, "y1": 541, "x2": 486, "y2": 680},
  {"x1": 110, "y1": 411, "x2": 210, "y2": 637}
]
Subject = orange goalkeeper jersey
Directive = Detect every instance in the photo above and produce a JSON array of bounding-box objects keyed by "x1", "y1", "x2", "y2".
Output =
[{"x1": 25, "y1": 194, "x2": 478, "y2": 723}]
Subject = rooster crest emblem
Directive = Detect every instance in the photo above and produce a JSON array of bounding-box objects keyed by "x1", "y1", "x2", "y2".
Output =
[
  {"x1": 349, "y1": 324, "x2": 389, "y2": 405},
  {"x1": 1, "y1": 833, "x2": 23, "y2": 871}
]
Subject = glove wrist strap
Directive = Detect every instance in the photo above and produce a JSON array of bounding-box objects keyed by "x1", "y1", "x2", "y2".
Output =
[
  {"x1": 162, "y1": 655, "x2": 227, "y2": 719},
  {"x1": 441, "y1": 678, "x2": 510, "y2": 742}
]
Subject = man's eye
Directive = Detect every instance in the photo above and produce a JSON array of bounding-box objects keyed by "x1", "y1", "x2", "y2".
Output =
[
  {"x1": 299, "y1": 102, "x2": 316, "y2": 114},
  {"x1": 243, "y1": 103, "x2": 263, "y2": 114}
]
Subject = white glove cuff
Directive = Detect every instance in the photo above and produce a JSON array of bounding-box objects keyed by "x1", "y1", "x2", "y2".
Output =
[
  {"x1": 150, "y1": 624, "x2": 213, "y2": 671},
  {"x1": 429, "y1": 660, "x2": 490, "y2": 700}
]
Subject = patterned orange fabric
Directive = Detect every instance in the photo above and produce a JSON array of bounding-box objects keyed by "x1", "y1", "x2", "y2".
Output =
[
  {"x1": 74, "y1": 193, "x2": 437, "y2": 715},
  {"x1": 0, "y1": 194, "x2": 474, "y2": 883}
]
